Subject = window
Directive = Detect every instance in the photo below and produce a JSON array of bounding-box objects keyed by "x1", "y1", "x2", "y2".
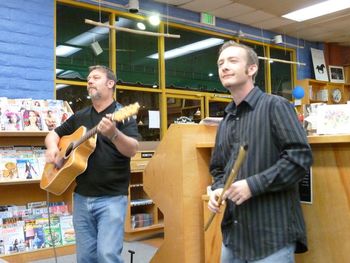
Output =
[
  {"x1": 117, "y1": 90, "x2": 160, "y2": 141},
  {"x1": 270, "y1": 47, "x2": 293, "y2": 100},
  {"x1": 240, "y1": 41, "x2": 266, "y2": 92},
  {"x1": 56, "y1": 4, "x2": 110, "y2": 80},
  {"x1": 56, "y1": 84, "x2": 90, "y2": 113},
  {"x1": 164, "y1": 27, "x2": 230, "y2": 93},
  {"x1": 116, "y1": 17, "x2": 159, "y2": 88}
]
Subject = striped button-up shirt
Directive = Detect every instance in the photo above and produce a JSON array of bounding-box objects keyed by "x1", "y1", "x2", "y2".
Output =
[{"x1": 210, "y1": 87, "x2": 313, "y2": 260}]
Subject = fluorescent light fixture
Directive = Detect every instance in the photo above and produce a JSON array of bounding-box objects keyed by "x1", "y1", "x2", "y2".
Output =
[
  {"x1": 67, "y1": 25, "x2": 109, "y2": 46},
  {"x1": 56, "y1": 84, "x2": 68, "y2": 90},
  {"x1": 148, "y1": 38, "x2": 224, "y2": 60},
  {"x1": 149, "y1": 14, "x2": 160, "y2": 26},
  {"x1": 282, "y1": 0, "x2": 350, "y2": 22},
  {"x1": 60, "y1": 18, "x2": 130, "y2": 58},
  {"x1": 137, "y1": 22, "x2": 146, "y2": 30},
  {"x1": 56, "y1": 45, "x2": 82, "y2": 57}
]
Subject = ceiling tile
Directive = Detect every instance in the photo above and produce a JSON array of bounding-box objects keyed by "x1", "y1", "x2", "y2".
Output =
[
  {"x1": 252, "y1": 17, "x2": 295, "y2": 30},
  {"x1": 153, "y1": 0, "x2": 350, "y2": 46},
  {"x1": 210, "y1": 3, "x2": 255, "y2": 19},
  {"x1": 229, "y1": 10, "x2": 276, "y2": 25},
  {"x1": 153, "y1": 0, "x2": 194, "y2": 5},
  {"x1": 180, "y1": 0, "x2": 233, "y2": 12}
]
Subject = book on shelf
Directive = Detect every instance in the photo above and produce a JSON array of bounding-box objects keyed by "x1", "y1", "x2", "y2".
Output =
[
  {"x1": 42, "y1": 217, "x2": 62, "y2": 247},
  {"x1": 1, "y1": 105, "x2": 23, "y2": 131},
  {"x1": 0, "y1": 155, "x2": 18, "y2": 181},
  {"x1": 27, "y1": 201, "x2": 47, "y2": 210},
  {"x1": 32, "y1": 222, "x2": 46, "y2": 249},
  {"x1": 130, "y1": 199, "x2": 153, "y2": 206},
  {"x1": 131, "y1": 213, "x2": 153, "y2": 229},
  {"x1": 0, "y1": 97, "x2": 72, "y2": 132},
  {"x1": 1, "y1": 224, "x2": 26, "y2": 254},
  {"x1": 24, "y1": 219, "x2": 36, "y2": 251},
  {"x1": 0, "y1": 146, "x2": 46, "y2": 182},
  {"x1": 59, "y1": 215, "x2": 75, "y2": 245},
  {"x1": 16, "y1": 158, "x2": 40, "y2": 180}
]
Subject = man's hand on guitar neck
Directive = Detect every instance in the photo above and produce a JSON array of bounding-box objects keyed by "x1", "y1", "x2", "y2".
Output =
[
  {"x1": 99, "y1": 115, "x2": 139, "y2": 158},
  {"x1": 97, "y1": 116, "x2": 117, "y2": 140}
]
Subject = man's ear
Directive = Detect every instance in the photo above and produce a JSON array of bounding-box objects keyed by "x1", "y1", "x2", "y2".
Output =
[
  {"x1": 107, "y1": 80, "x2": 115, "y2": 90},
  {"x1": 247, "y1": 64, "x2": 258, "y2": 77}
]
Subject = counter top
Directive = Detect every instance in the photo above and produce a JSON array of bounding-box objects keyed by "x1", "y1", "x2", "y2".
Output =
[{"x1": 308, "y1": 134, "x2": 350, "y2": 144}]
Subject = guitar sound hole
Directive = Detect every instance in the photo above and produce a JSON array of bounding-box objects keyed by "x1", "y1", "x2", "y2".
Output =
[
  {"x1": 55, "y1": 143, "x2": 74, "y2": 169},
  {"x1": 65, "y1": 143, "x2": 74, "y2": 158}
]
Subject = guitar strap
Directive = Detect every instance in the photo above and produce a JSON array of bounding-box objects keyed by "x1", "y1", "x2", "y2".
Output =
[
  {"x1": 114, "y1": 101, "x2": 126, "y2": 127},
  {"x1": 115, "y1": 101, "x2": 123, "y2": 112}
]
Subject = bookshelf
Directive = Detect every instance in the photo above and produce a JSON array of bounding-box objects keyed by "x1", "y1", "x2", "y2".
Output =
[
  {"x1": 0, "y1": 134, "x2": 162, "y2": 261},
  {"x1": 296, "y1": 79, "x2": 350, "y2": 113},
  {"x1": 0, "y1": 131, "x2": 76, "y2": 262},
  {"x1": 124, "y1": 142, "x2": 164, "y2": 241}
]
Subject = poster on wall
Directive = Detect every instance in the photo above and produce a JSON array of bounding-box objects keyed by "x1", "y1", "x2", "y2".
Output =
[
  {"x1": 316, "y1": 104, "x2": 350, "y2": 135},
  {"x1": 310, "y1": 48, "x2": 329, "y2": 81}
]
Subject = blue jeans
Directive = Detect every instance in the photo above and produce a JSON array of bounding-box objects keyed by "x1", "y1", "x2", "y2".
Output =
[
  {"x1": 73, "y1": 193, "x2": 127, "y2": 263},
  {"x1": 221, "y1": 243, "x2": 295, "y2": 263}
]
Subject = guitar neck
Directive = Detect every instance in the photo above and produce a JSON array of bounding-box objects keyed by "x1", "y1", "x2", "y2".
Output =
[
  {"x1": 74, "y1": 126, "x2": 98, "y2": 149},
  {"x1": 70, "y1": 102, "x2": 139, "y2": 150}
]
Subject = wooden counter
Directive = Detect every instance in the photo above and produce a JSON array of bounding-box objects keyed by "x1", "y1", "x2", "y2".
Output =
[
  {"x1": 143, "y1": 124, "x2": 216, "y2": 263},
  {"x1": 144, "y1": 126, "x2": 350, "y2": 263},
  {"x1": 295, "y1": 134, "x2": 350, "y2": 263}
]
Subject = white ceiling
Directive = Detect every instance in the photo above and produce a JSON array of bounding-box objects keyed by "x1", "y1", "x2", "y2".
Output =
[{"x1": 153, "y1": 0, "x2": 350, "y2": 46}]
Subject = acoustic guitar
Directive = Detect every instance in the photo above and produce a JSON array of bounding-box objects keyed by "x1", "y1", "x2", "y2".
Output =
[{"x1": 40, "y1": 102, "x2": 140, "y2": 196}]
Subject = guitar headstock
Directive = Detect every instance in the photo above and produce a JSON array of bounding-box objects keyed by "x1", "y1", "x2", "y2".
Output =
[{"x1": 112, "y1": 102, "x2": 140, "y2": 122}]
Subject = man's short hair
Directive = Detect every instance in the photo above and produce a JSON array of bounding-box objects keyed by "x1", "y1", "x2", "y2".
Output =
[
  {"x1": 218, "y1": 41, "x2": 259, "y2": 82},
  {"x1": 89, "y1": 65, "x2": 117, "y2": 85}
]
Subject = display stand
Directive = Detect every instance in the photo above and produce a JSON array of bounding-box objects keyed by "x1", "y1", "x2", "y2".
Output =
[
  {"x1": 0, "y1": 131, "x2": 75, "y2": 263},
  {"x1": 143, "y1": 124, "x2": 217, "y2": 263},
  {"x1": 0, "y1": 133, "x2": 162, "y2": 261},
  {"x1": 124, "y1": 141, "x2": 164, "y2": 241}
]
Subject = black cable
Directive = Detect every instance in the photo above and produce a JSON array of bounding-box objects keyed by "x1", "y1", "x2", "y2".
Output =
[{"x1": 46, "y1": 191, "x2": 58, "y2": 263}]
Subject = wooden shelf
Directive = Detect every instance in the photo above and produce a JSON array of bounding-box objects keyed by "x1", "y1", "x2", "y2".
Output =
[
  {"x1": 124, "y1": 145, "x2": 164, "y2": 241},
  {"x1": 296, "y1": 79, "x2": 350, "y2": 113},
  {"x1": 0, "y1": 132, "x2": 75, "y2": 262},
  {"x1": 0, "y1": 244, "x2": 75, "y2": 262},
  {"x1": 0, "y1": 131, "x2": 48, "y2": 137},
  {"x1": 308, "y1": 134, "x2": 350, "y2": 144},
  {"x1": 0, "y1": 179, "x2": 40, "y2": 186}
]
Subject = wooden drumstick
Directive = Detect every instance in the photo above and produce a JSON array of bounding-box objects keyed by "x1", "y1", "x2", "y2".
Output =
[{"x1": 204, "y1": 144, "x2": 248, "y2": 231}]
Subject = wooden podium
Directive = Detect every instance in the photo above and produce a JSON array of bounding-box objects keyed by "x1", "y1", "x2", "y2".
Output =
[
  {"x1": 144, "y1": 125, "x2": 350, "y2": 263},
  {"x1": 143, "y1": 124, "x2": 217, "y2": 263}
]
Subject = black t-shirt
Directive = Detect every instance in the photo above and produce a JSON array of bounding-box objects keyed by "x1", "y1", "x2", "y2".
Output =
[{"x1": 54, "y1": 101, "x2": 139, "y2": 197}]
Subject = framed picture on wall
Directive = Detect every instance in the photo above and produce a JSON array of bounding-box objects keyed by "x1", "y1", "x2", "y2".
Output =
[
  {"x1": 329, "y1": 65, "x2": 345, "y2": 83},
  {"x1": 310, "y1": 48, "x2": 329, "y2": 81}
]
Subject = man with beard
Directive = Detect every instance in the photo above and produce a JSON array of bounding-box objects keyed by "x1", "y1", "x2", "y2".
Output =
[
  {"x1": 208, "y1": 41, "x2": 313, "y2": 263},
  {"x1": 44, "y1": 65, "x2": 139, "y2": 263}
]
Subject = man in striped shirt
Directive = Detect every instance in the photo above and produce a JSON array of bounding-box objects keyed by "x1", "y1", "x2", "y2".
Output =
[{"x1": 208, "y1": 41, "x2": 313, "y2": 262}]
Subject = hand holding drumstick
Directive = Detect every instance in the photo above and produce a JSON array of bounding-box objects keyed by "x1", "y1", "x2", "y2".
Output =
[{"x1": 205, "y1": 145, "x2": 248, "y2": 231}]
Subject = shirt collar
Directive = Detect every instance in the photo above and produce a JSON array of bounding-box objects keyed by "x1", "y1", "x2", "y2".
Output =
[{"x1": 224, "y1": 86, "x2": 263, "y2": 115}]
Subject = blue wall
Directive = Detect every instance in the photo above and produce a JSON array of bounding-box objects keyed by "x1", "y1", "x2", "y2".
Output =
[
  {"x1": 0, "y1": 0, "x2": 54, "y2": 99},
  {"x1": 0, "y1": 0, "x2": 321, "y2": 100}
]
